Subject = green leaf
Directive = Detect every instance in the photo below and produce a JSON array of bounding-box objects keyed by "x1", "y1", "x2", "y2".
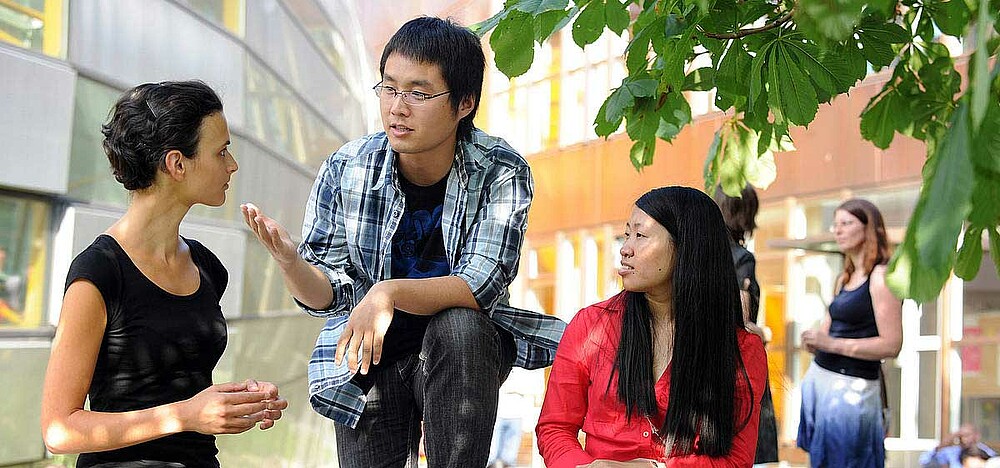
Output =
[
  {"x1": 629, "y1": 139, "x2": 655, "y2": 171},
  {"x1": 745, "y1": 149, "x2": 777, "y2": 189},
  {"x1": 512, "y1": 0, "x2": 569, "y2": 15},
  {"x1": 795, "y1": 0, "x2": 866, "y2": 42},
  {"x1": 572, "y1": 0, "x2": 606, "y2": 48},
  {"x1": 856, "y1": 17, "x2": 909, "y2": 68},
  {"x1": 606, "y1": 0, "x2": 631, "y2": 34},
  {"x1": 534, "y1": 8, "x2": 575, "y2": 43},
  {"x1": 626, "y1": 98, "x2": 660, "y2": 142},
  {"x1": 860, "y1": 88, "x2": 904, "y2": 149},
  {"x1": 968, "y1": 172, "x2": 1000, "y2": 225},
  {"x1": 973, "y1": 99, "x2": 1000, "y2": 174},
  {"x1": 656, "y1": 92, "x2": 692, "y2": 140},
  {"x1": 664, "y1": 14, "x2": 687, "y2": 37},
  {"x1": 716, "y1": 39, "x2": 753, "y2": 97},
  {"x1": 990, "y1": 228, "x2": 1000, "y2": 279},
  {"x1": 703, "y1": 128, "x2": 724, "y2": 192},
  {"x1": 786, "y1": 41, "x2": 841, "y2": 101},
  {"x1": 471, "y1": 9, "x2": 508, "y2": 36},
  {"x1": 887, "y1": 101, "x2": 976, "y2": 301},
  {"x1": 955, "y1": 226, "x2": 984, "y2": 279},
  {"x1": 594, "y1": 98, "x2": 624, "y2": 136},
  {"x1": 970, "y1": 0, "x2": 993, "y2": 129},
  {"x1": 490, "y1": 11, "x2": 536, "y2": 78},
  {"x1": 659, "y1": 37, "x2": 696, "y2": 91},
  {"x1": 770, "y1": 43, "x2": 819, "y2": 126},
  {"x1": 916, "y1": 103, "x2": 975, "y2": 269},
  {"x1": 683, "y1": 67, "x2": 716, "y2": 91},
  {"x1": 626, "y1": 33, "x2": 652, "y2": 75},
  {"x1": 748, "y1": 41, "x2": 773, "y2": 108},
  {"x1": 926, "y1": 0, "x2": 972, "y2": 37}
]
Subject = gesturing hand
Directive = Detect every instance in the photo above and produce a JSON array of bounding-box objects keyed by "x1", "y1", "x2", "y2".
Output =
[
  {"x1": 244, "y1": 379, "x2": 289, "y2": 430},
  {"x1": 241, "y1": 203, "x2": 299, "y2": 267},
  {"x1": 335, "y1": 285, "x2": 395, "y2": 375},
  {"x1": 180, "y1": 382, "x2": 270, "y2": 435}
]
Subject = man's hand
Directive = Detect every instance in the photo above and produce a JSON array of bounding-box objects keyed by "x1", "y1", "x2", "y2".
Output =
[
  {"x1": 241, "y1": 203, "x2": 299, "y2": 267},
  {"x1": 335, "y1": 284, "x2": 395, "y2": 375}
]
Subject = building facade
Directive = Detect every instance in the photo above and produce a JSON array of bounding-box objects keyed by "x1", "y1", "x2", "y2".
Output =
[{"x1": 0, "y1": 0, "x2": 375, "y2": 465}]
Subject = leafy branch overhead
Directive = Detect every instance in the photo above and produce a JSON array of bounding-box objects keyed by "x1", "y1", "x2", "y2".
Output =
[{"x1": 475, "y1": 0, "x2": 1000, "y2": 302}]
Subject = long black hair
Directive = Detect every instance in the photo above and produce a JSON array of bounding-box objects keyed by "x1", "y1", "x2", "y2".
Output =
[{"x1": 612, "y1": 186, "x2": 753, "y2": 456}]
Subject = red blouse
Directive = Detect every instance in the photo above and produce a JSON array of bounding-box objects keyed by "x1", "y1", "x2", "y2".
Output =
[{"x1": 536, "y1": 295, "x2": 768, "y2": 467}]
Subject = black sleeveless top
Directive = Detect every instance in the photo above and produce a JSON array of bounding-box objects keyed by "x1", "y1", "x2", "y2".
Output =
[
  {"x1": 65, "y1": 235, "x2": 228, "y2": 467},
  {"x1": 814, "y1": 277, "x2": 882, "y2": 380}
]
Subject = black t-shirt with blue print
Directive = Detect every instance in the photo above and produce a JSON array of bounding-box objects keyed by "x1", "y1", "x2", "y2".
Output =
[
  {"x1": 391, "y1": 174, "x2": 449, "y2": 280},
  {"x1": 361, "y1": 173, "x2": 448, "y2": 376}
]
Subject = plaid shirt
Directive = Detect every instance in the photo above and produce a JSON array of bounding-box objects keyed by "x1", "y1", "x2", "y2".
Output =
[{"x1": 299, "y1": 129, "x2": 566, "y2": 428}]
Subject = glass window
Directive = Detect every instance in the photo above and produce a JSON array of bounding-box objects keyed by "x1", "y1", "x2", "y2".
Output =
[
  {"x1": 175, "y1": 0, "x2": 244, "y2": 35},
  {"x1": 245, "y1": 57, "x2": 345, "y2": 170},
  {"x1": 68, "y1": 78, "x2": 129, "y2": 209},
  {"x1": 240, "y1": 240, "x2": 297, "y2": 316},
  {"x1": 0, "y1": 193, "x2": 50, "y2": 329},
  {"x1": 559, "y1": 69, "x2": 586, "y2": 146},
  {"x1": 958, "y1": 252, "x2": 1000, "y2": 445},
  {"x1": 0, "y1": 0, "x2": 57, "y2": 55},
  {"x1": 282, "y1": 0, "x2": 349, "y2": 76}
]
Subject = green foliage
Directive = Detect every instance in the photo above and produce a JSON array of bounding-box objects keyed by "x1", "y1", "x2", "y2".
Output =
[{"x1": 477, "y1": 0, "x2": 1000, "y2": 300}]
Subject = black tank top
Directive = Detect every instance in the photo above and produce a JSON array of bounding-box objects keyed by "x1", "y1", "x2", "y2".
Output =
[
  {"x1": 814, "y1": 277, "x2": 882, "y2": 380},
  {"x1": 65, "y1": 235, "x2": 227, "y2": 467}
]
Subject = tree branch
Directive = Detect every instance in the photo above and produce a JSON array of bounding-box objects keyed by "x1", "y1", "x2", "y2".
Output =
[{"x1": 699, "y1": 9, "x2": 795, "y2": 39}]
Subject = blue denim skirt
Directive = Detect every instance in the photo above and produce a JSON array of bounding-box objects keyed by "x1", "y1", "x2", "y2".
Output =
[{"x1": 797, "y1": 362, "x2": 886, "y2": 468}]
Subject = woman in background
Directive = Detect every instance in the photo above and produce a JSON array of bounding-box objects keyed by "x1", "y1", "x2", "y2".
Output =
[
  {"x1": 715, "y1": 186, "x2": 779, "y2": 466},
  {"x1": 41, "y1": 81, "x2": 287, "y2": 467},
  {"x1": 537, "y1": 186, "x2": 767, "y2": 467},
  {"x1": 797, "y1": 198, "x2": 903, "y2": 468}
]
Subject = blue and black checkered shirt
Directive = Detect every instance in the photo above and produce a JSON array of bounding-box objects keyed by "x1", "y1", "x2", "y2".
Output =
[{"x1": 298, "y1": 129, "x2": 565, "y2": 428}]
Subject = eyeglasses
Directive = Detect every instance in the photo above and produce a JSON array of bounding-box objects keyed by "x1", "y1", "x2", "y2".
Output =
[
  {"x1": 373, "y1": 83, "x2": 451, "y2": 106},
  {"x1": 829, "y1": 219, "x2": 862, "y2": 232}
]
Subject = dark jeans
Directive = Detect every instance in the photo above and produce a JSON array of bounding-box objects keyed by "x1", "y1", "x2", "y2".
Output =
[{"x1": 334, "y1": 308, "x2": 516, "y2": 468}]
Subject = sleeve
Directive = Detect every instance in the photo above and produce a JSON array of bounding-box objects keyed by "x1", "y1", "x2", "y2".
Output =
[
  {"x1": 667, "y1": 332, "x2": 767, "y2": 467},
  {"x1": 64, "y1": 241, "x2": 121, "y2": 320},
  {"x1": 451, "y1": 158, "x2": 533, "y2": 311},
  {"x1": 536, "y1": 309, "x2": 597, "y2": 468},
  {"x1": 296, "y1": 153, "x2": 357, "y2": 317}
]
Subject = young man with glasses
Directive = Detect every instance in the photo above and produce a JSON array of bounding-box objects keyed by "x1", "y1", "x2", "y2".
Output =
[{"x1": 241, "y1": 17, "x2": 564, "y2": 467}]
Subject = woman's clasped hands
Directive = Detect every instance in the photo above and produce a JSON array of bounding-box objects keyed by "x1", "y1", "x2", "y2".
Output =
[{"x1": 179, "y1": 379, "x2": 288, "y2": 435}]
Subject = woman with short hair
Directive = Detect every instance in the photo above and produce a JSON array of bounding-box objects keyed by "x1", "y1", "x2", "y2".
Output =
[{"x1": 41, "y1": 81, "x2": 287, "y2": 467}]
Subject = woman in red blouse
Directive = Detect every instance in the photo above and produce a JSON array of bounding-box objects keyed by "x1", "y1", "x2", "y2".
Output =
[{"x1": 536, "y1": 186, "x2": 768, "y2": 468}]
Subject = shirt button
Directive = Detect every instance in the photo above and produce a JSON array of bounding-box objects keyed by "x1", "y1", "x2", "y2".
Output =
[{"x1": 643, "y1": 431, "x2": 650, "y2": 437}]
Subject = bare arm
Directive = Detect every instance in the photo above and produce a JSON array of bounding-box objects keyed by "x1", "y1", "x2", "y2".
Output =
[
  {"x1": 803, "y1": 266, "x2": 903, "y2": 360},
  {"x1": 375, "y1": 276, "x2": 478, "y2": 315},
  {"x1": 41, "y1": 281, "x2": 276, "y2": 454}
]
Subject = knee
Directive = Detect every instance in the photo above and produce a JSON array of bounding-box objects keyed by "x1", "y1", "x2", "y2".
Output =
[{"x1": 423, "y1": 307, "x2": 498, "y2": 357}]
